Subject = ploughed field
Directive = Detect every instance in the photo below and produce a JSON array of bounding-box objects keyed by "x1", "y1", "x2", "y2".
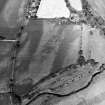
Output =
[{"x1": 0, "y1": 19, "x2": 81, "y2": 92}]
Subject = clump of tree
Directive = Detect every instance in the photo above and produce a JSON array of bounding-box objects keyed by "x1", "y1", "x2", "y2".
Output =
[{"x1": 25, "y1": 0, "x2": 42, "y2": 19}]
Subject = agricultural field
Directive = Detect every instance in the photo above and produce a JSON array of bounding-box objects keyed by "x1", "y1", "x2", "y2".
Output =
[{"x1": 0, "y1": 0, "x2": 105, "y2": 105}]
